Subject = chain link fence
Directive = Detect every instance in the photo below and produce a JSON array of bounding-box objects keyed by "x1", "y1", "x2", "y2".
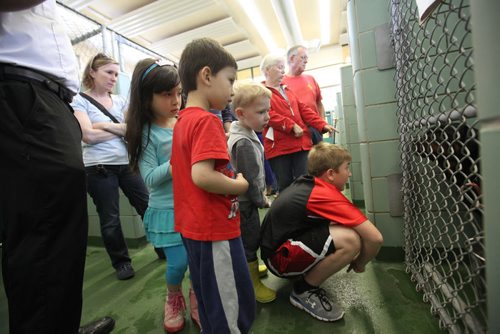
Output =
[
  {"x1": 56, "y1": 1, "x2": 173, "y2": 93},
  {"x1": 390, "y1": 0, "x2": 485, "y2": 332}
]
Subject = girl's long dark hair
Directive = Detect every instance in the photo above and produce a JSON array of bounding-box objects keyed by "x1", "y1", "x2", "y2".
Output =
[{"x1": 126, "y1": 59, "x2": 180, "y2": 173}]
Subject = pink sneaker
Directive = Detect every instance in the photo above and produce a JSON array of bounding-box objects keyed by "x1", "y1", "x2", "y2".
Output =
[
  {"x1": 189, "y1": 288, "x2": 201, "y2": 328},
  {"x1": 164, "y1": 291, "x2": 186, "y2": 333}
]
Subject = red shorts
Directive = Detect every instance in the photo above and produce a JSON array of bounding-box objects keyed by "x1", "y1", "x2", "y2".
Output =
[{"x1": 265, "y1": 224, "x2": 335, "y2": 278}]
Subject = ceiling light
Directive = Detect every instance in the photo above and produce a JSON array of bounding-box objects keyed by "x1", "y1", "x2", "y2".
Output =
[
  {"x1": 270, "y1": 0, "x2": 302, "y2": 47},
  {"x1": 237, "y1": 0, "x2": 279, "y2": 53},
  {"x1": 320, "y1": 0, "x2": 331, "y2": 45}
]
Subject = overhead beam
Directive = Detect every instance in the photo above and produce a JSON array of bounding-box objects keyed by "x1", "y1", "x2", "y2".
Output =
[
  {"x1": 224, "y1": 40, "x2": 259, "y2": 59},
  {"x1": 109, "y1": 0, "x2": 214, "y2": 37},
  {"x1": 152, "y1": 17, "x2": 243, "y2": 55},
  {"x1": 63, "y1": 0, "x2": 96, "y2": 11},
  {"x1": 270, "y1": 0, "x2": 302, "y2": 47}
]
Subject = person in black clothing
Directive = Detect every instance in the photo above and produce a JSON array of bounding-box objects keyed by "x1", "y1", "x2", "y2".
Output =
[{"x1": 0, "y1": 1, "x2": 113, "y2": 332}]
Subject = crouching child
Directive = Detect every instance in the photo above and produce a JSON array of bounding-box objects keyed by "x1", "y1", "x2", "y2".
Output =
[{"x1": 260, "y1": 142, "x2": 383, "y2": 322}]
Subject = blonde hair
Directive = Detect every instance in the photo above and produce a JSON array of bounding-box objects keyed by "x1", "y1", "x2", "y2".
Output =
[
  {"x1": 82, "y1": 53, "x2": 119, "y2": 89},
  {"x1": 307, "y1": 142, "x2": 352, "y2": 177},
  {"x1": 232, "y1": 82, "x2": 271, "y2": 112}
]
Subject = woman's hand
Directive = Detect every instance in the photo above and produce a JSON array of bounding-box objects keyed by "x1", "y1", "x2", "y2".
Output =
[
  {"x1": 73, "y1": 111, "x2": 120, "y2": 144},
  {"x1": 322, "y1": 124, "x2": 338, "y2": 134},
  {"x1": 292, "y1": 124, "x2": 304, "y2": 137},
  {"x1": 92, "y1": 122, "x2": 126, "y2": 137}
]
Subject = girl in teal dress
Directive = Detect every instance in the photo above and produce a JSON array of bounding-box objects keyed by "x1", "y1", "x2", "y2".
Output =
[{"x1": 125, "y1": 59, "x2": 199, "y2": 333}]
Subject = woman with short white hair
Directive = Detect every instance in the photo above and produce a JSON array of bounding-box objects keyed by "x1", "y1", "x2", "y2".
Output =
[{"x1": 260, "y1": 54, "x2": 335, "y2": 192}]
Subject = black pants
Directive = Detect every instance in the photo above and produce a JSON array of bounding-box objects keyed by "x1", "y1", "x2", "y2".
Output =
[
  {"x1": 85, "y1": 164, "x2": 148, "y2": 268},
  {"x1": 269, "y1": 150, "x2": 309, "y2": 193},
  {"x1": 239, "y1": 201, "x2": 261, "y2": 262},
  {"x1": 0, "y1": 80, "x2": 88, "y2": 333}
]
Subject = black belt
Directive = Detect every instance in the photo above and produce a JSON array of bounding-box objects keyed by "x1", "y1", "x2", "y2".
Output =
[{"x1": 0, "y1": 64, "x2": 75, "y2": 103}]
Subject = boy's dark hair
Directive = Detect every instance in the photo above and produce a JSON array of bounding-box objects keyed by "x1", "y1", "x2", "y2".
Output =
[
  {"x1": 125, "y1": 58, "x2": 180, "y2": 172},
  {"x1": 307, "y1": 142, "x2": 352, "y2": 177},
  {"x1": 179, "y1": 38, "x2": 237, "y2": 93}
]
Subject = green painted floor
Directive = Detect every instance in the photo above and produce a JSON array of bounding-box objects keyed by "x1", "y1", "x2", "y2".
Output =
[{"x1": 1, "y1": 243, "x2": 444, "y2": 333}]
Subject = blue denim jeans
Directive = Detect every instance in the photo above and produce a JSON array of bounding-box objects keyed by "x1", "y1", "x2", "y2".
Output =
[{"x1": 85, "y1": 164, "x2": 148, "y2": 268}]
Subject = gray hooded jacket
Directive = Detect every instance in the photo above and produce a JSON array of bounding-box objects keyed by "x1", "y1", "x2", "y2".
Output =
[{"x1": 227, "y1": 121, "x2": 267, "y2": 207}]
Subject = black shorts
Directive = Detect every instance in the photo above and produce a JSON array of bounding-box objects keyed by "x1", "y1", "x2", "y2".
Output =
[{"x1": 265, "y1": 223, "x2": 336, "y2": 278}]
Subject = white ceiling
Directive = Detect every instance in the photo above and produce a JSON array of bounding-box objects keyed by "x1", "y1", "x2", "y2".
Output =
[{"x1": 59, "y1": 0, "x2": 349, "y2": 70}]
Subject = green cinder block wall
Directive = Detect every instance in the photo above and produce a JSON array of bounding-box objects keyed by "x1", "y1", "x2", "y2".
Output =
[
  {"x1": 87, "y1": 192, "x2": 146, "y2": 247},
  {"x1": 340, "y1": 65, "x2": 364, "y2": 204},
  {"x1": 347, "y1": 0, "x2": 403, "y2": 259}
]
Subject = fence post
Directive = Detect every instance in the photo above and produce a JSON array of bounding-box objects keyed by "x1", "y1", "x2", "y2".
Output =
[{"x1": 470, "y1": 2, "x2": 500, "y2": 333}]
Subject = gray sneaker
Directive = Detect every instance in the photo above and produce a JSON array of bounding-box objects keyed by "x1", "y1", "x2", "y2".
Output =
[{"x1": 289, "y1": 288, "x2": 344, "y2": 322}]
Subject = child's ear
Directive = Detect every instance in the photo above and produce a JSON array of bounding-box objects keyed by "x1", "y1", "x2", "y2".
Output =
[
  {"x1": 199, "y1": 66, "x2": 212, "y2": 86},
  {"x1": 326, "y1": 168, "x2": 336, "y2": 182},
  {"x1": 235, "y1": 107, "x2": 244, "y2": 119}
]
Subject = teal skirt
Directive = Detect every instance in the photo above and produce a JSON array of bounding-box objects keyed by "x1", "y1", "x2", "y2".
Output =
[{"x1": 143, "y1": 207, "x2": 182, "y2": 248}]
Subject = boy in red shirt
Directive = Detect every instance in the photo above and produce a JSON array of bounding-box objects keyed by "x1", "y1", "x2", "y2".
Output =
[
  {"x1": 260, "y1": 142, "x2": 383, "y2": 322},
  {"x1": 171, "y1": 38, "x2": 255, "y2": 333}
]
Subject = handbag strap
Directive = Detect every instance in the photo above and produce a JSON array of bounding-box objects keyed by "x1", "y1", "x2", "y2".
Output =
[{"x1": 79, "y1": 92, "x2": 120, "y2": 124}]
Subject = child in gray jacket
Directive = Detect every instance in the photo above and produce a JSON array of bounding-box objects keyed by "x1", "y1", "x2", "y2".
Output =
[{"x1": 227, "y1": 82, "x2": 276, "y2": 303}]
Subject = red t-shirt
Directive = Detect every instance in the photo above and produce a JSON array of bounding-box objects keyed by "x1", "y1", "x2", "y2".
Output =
[
  {"x1": 306, "y1": 177, "x2": 367, "y2": 227},
  {"x1": 260, "y1": 175, "x2": 366, "y2": 259},
  {"x1": 282, "y1": 74, "x2": 322, "y2": 115},
  {"x1": 171, "y1": 107, "x2": 240, "y2": 241}
]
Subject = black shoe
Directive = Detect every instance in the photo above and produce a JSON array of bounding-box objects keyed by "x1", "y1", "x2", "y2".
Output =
[
  {"x1": 116, "y1": 262, "x2": 135, "y2": 280},
  {"x1": 78, "y1": 316, "x2": 115, "y2": 334}
]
